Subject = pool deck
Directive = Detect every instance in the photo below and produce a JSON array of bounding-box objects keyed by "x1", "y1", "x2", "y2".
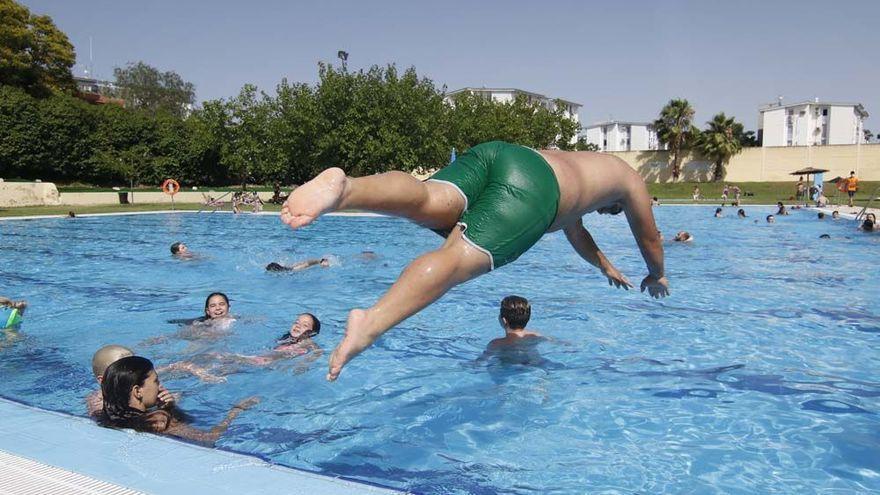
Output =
[{"x1": 0, "y1": 398, "x2": 403, "y2": 495}]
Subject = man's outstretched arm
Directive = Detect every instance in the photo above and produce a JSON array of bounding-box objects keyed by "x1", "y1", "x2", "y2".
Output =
[
  {"x1": 622, "y1": 181, "x2": 669, "y2": 298},
  {"x1": 563, "y1": 219, "x2": 633, "y2": 290}
]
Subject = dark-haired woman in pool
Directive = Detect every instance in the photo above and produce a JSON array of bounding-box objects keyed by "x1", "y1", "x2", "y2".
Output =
[{"x1": 99, "y1": 355, "x2": 258, "y2": 445}]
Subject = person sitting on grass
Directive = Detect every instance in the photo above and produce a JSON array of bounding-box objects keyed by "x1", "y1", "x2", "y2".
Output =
[
  {"x1": 266, "y1": 258, "x2": 330, "y2": 272},
  {"x1": 99, "y1": 356, "x2": 259, "y2": 446},
  {"x1": 673, "y1": 231, "x2": 693, "y2": 242}
]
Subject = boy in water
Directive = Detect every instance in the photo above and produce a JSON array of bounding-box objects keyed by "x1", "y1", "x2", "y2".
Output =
[{"x1": 486, "y1": 296, "x2": 542, "y2": 350}]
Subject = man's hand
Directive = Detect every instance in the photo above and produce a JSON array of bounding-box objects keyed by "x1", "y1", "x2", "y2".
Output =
[
  {"x1": 640, "y1": 275, "x2": 670, "y2": 298},
  {"x1": 601, "y1": 262, "x2": 633, "y2": 290}
]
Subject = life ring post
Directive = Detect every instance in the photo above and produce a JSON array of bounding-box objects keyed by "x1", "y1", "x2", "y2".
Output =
[{"x1": 161, "y1": 179, "x2": 181, "y2": 211}]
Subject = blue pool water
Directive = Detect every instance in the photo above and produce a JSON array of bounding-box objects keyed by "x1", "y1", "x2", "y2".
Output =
[{"x1": 1, "y1": 207, "x2": 878, "y2": 494}]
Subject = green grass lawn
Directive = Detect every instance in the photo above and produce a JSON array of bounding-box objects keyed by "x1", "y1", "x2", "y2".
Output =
[{"x1": 2, "y1": 181, "x2": 877, "y2": 218}]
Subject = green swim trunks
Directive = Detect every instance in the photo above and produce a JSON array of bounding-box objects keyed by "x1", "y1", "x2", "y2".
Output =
[{"x1": 428, "y1": 141, "x2": 560, "y2": 269}]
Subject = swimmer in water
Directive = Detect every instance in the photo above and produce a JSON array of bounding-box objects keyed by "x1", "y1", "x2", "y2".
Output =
[
  {"x1": 714, "y1": 207, "x2": 723, "y2": 218},
  {"x1": 766, "y1": 214, "x2": 775, "y2": 223},
  {"x1": 99, "y1": 356, "x2": 259, "y2": 446},
  {"x1": 266, "y1": 258, "x2": 330, "y2": 272},
  {"x1": 0, "y1": 297, "x2": 26, "y2": 329},
  {"x1": 673, "y1": 231, "x2": 693, "y2": 242},
  {"x1": 169, "y1": 313, "x2": 323, "y2": 377},
  {"x1": 737, "y1": 209, "x2": 746, "y2": 218},
  {"x1": 147, "y1": 293, "x2": 236, "y2": 345},
  {"x1": 170, "y1": 242, "x2": 194, "y2": 259}
]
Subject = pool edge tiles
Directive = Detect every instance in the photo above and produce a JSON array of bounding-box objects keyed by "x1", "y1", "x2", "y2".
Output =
[{"x1": 0, "y1": 398, "x2": 405, "y2": 495}]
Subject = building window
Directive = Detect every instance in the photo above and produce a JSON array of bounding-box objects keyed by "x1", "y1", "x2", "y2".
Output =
[{"x1": 822, "y1": 109, "x2": 828, "y2": 116}]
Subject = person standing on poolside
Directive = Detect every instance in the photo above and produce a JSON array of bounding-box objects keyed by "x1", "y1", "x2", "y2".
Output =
[
  {"x1": 845, "y1": 171, "x2": 859, "y2": 208},
  {"x1": 280, "y1": 141, "x2": 668, "y2": 381}
]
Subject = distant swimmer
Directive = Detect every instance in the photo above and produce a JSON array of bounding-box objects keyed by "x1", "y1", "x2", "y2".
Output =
[
  {"x1": 170, "y1": 242, "x2": 194, "y2": 259},
  {"x1": 0, "y1": 297, "x2": 26, "y2": 329},
  {"x1": 766, "y1": 215, "x2": 776, "y2": 223},
  {"x1": 266, "y1": 258, "x2": 330, "y2": 272},
  {"x1": 280, "y1": 141, "x2": 667, "y2": 380},
  {"x1": 673, "y1": 231, "x2": 693, "y2": 242},
  {"x1": 776, "y1": 202, "x2": 790, "y2": 215},
  {"x1": 737, "y1": 209, "x2": 746, "y2": 218},
  {"x1": 714, "y1": 207, "x2": 723, "y2": 218}
]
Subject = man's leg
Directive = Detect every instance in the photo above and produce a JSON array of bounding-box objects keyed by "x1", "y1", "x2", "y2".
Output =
[
  {"x1": 327, "y1": 226, "x2": 491, "y2": 381},
  {"x1": 281, "y1": 168, "x2": 464, "y2": 230}
]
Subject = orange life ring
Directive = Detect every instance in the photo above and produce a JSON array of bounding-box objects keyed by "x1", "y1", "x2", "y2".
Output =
[{"x1": 161, "y1": 179, "x2": 180, "y2": 196}]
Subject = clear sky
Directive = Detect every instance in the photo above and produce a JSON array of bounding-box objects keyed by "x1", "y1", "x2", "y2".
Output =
[{"x1": 23, "y1": 0, "x2": 880, "y2": 132}]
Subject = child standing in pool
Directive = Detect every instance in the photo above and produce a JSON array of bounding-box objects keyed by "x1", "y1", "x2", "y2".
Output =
[{"x1": 486, "y1": 296, "x2": 542, "y2": 349}]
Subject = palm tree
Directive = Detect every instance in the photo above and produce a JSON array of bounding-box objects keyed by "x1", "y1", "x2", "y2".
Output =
[
  {"x1": 653, "y1": 99, "x2": 699, "y2": 181},
  {"x1": 699, "y1": 113, "x2": 744, "y2": 182}
]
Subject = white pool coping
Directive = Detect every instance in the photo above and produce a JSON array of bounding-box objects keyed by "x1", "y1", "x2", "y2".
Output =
[
  {"x1": 0, "y1": 398, "x2": 403, "y2": 495},
  {"x1": 0, "y1": 210, "x2": 385, "y2": 221}
]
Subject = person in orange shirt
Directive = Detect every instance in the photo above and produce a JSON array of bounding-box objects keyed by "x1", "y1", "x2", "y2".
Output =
[{"x1": 846, "y1": 171, "x2": 859, "y2": 207}]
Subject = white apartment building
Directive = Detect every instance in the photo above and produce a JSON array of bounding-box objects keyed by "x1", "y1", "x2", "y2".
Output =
[
  {"x1": 758, "y1": 99, "x2": 868, "y2": 147},
  {"x1": 583, "y1": 121, "x2": 664, "y2": 152},
  {"x1": 445, "y1": 87, "x2": 581, "y2": 126}
]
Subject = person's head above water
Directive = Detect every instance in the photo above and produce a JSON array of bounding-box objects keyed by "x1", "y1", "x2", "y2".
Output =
[
  {"x1": 863, "y1": 219, "x2": 875, "y2": 231},
  {"x1": 204, "y1": 292, "x2": 230, "y2": 319},
  {"x1": 714, "y1": 207, "x2": 723, "y2": 217},
  {"x1": 91, "y1": 344, "x2": 134, "y2": 383},
  {"x1": 767, "y1": 214, "x2": 775, "y2": 223},
  {"x1": 867, "y1": 213, "x2": 877, "y2": 223},
  {"x1": 279, "y1": 313, "x2": 321, "y2": 343},
  {"x1": 673, "y1": 231, "x2": 692, "y2": 242},
  {"x1": 499, "y1": 295, "x2": 531, "y2": 330},
  {"x1": 101, "y1": 356, "x2": 160, "y2": 426},
  {"x1": 817, "y1": 212, "x2": 825, "y2": 219},
  {"x1": 832, "y1": 210, "x2": 840, "y2": 219},
  {"x1": 170, "y1": 242, "x2": 188, "y2": 256},
  {"x1": 737, "y1": 209, "x2": 746, "y2": 218}
]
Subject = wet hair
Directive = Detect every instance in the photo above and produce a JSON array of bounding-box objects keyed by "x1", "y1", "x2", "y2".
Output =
[
  {"x1": 766, "y1": 215, "x2": 775, "y2": 222},
  {"x1": 500, "y1": 295, "x2": 531, "y2": 329},
  {"x1": 266, "y1": 262, "x2": 288, "y2": 272},
  {"x1": 819, "y1": 234, "x2": 831, "y2": 239},
  {"x1": 170, "y1": 242, "x2": 183, "y2": 254},
  {"x1": 100, "y1": 356, "x2": 154, "y2": 430},
  {"x1": 715, "y1": 208, "x2": 723, "y2": 214},
  {"x1": 277, "y1": 313, "x2": 321, "y2": 344},
  {"x1": 817, "y1": 212, "x2": 825, "y2": 219},
  {"x1": 863, "y1": 219, "x2": 875, "y2": 231},
  {"x1": 204, "y1": 292, "x2": 229, "y2": 317},
  {"x1": 737, "y1": 209, "x2": 746, "y2": 217}
]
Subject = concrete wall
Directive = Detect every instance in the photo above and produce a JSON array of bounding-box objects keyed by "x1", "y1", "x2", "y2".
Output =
[
  {"x1": 0, "y1": 182, "x2": 61, "y2": 207},
  {"x1": 609, "y1": 143, "x2": 880, "y2": 182}
]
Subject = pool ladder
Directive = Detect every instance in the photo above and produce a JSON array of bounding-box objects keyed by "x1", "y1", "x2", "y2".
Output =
[{"x1": 854, "y1": 184, "x2": 880, "y2": 221}]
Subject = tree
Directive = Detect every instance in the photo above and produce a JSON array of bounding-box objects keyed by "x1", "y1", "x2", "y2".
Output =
[
  {"x1": 698, "y1": 112, "x2": 744, "y2": 182},
  {"x1": 739, "y1": 130, "x2": 759, "y2": 147},
  {"x1": 864, "y1": 129, "x2": 873, "y2": 143},
  {"x1": 112, "y1": 61, "x2": 195, "y2": 117},
  {"x1": 575, "y1": 137, "x2": 600, "y2": 151},
  {"x1": 653, "y1": 99, "x2": 699, "y2": 181},
  {"x1": 0, "y1": 0, "x2": 76, "y2": 97}
]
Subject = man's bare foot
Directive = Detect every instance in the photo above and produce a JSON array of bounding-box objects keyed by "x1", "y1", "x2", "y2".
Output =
[
  {"x1": 327, "y1": 309, "x2": 380, "y2": 381},
  {"x1": 280, "y1": 168, "x2": 348, "y2": 229}
]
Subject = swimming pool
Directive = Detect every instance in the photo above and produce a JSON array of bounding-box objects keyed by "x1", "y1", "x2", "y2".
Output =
[{"x1": 1, "y1": 207, "x2": 878, "y2": 494}]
